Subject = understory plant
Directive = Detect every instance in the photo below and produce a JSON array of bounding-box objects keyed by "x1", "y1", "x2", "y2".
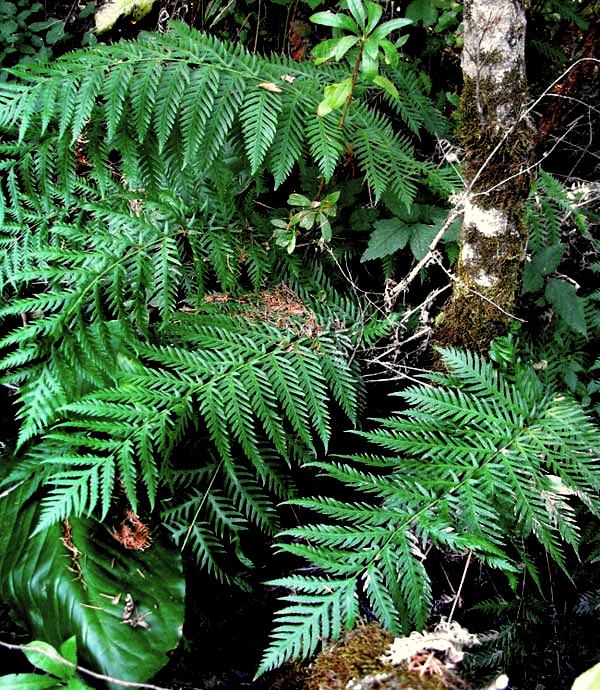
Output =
[
  {"x1": 0, "y1": 2, "x2": 598, "y2": 685},
  {"x1": 257, "y1": 337, "x2": 600, "y2": 675},
  {"x1": 0, "y1": 10, "x2": 453, "y2": 683}
]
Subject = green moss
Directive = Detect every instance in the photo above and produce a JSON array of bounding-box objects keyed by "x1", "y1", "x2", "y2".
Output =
[
  {"x1": 307, "y1": 622, "x2": 395, "y2": 689},
  {"x1": 459, "y1": 67, "x2": 532, "y2": 211},
  {"x1": 436, "y1": 48, "x2": 532, "y2": 353},
  {"x1": 304, "y1": 623, "x2": 473, "y2": 690},
  {"x1": 435, "y1": 289, "x2": 512, "y2": 354}
]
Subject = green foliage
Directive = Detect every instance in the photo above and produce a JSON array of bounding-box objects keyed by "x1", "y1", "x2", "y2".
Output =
[
  {"x1": 0, "y1": 637, "x2": 93, "y2": 689},
  {"x1": 0, "y1": 21, "x2": 450, "y2": 207},
  {"x1": 525, "y1": 171, "x2": 590, "y2": 255},
  {"x1": 272, "y1": 191, "x2": 340, "y2": 252},
  {"x1": 0, "y1": 0, "x2": 83, "y2": 76},
  {"x1": 311, "y1": 0, "x2": 412, "y2": 112},
  {"x1": 361, "y1": 199, "x2": 458, "y2": 263},
  {"x1": 0, "y1": 21, "x2": 416, "y2": 566},
  {"x1": 521, "y1": 172, "x2": 600, "y2": 399},
  {"x1": 257, "y1": 339, "x2": 600, "y2": 675},
  {"x1": 0, "y1": 487, "x2": 185, "y2": 685}
]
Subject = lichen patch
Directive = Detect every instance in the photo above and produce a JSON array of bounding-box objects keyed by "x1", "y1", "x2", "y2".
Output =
[{"x1": 463, "y1": 198, "x2": 510, "y2": 237}]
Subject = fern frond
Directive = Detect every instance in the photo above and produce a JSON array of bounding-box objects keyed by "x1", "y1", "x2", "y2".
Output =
[
  {"x1": 267, "y1": 92, "x2": 306, "y2": 187},
  {"x1": 154, "y1": 63, "x2": 190, "y2": 154},
  {"x1": 261, "y1": 341, "x2": 600, "y2": 672},
  {"x1": 180, "y1": 69, "x2": 219, "y2": 168},
  {"x1": 255, "y1": 577, "x2": 358, "y2": 677},
  {"x1": 305, "y1": 110, "x2": 345, "y2": 182}
]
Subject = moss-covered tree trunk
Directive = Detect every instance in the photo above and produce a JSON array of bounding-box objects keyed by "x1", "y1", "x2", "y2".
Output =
[{"x1": 436, "y1": 0, "x2": 533, "y2": 352}]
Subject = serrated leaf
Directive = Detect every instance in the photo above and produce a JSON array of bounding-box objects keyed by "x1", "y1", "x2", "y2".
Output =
[
  {"x1": 409, "y1": 222, "x2": 438, "y2": 261},
  {"x1": 532, "y1": 243, "x2": 565, "y2": 275},
  {"x1": 522, "y1": 261, "x2": 544, "y2": 294},
  {"x1": 545, "y1": 278, "x2": 587, "y2": 336},
  {"x1": 361, "y1": 218, "x2": 410, "y2": 261}
]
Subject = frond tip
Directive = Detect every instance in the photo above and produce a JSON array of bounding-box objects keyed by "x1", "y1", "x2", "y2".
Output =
[{"x1": 255, "y1": 577, "x2": 358, "y2": 678}]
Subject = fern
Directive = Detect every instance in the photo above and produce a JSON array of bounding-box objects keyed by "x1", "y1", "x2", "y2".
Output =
[
  {"x1": 0, "y1": 12, "x2": 453, "y2": 611},
  {"x1": 0, "y1": 21, "x2": 452, "y2": 210},
  {"x1": 526, "y1": 171, "x2": 591, "y2": 253},
  {"x1": 257, "y1": 338, "x2": 600, "y2": 674}
]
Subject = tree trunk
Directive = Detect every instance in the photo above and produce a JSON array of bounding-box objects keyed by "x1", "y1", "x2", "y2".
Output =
[{"x1": 436, "y1": 0, "x2": 533, "y2": 352}]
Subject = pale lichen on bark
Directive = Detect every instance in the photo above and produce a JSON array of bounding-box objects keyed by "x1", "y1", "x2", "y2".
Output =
[{"x1": 435, "y1": 0, "x2": 532, "y2": 352}]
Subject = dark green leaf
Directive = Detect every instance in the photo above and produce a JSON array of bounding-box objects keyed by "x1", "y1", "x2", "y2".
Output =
[
  {"x1": 310, "y1": 10, "x2": 359, "y2": 33},
  {"x1": 522, "y1": 262, "x2": 544, "y2": 294},
  {"x1": 405, "y1": 0, "x2": 438, "y2": 26},
  {"x1": 45, "y1": 20, "x2": 66, "y2": 44},
  {"x1": 545, "y1": 278, "x2": 587, "y2": 336},
  {"x1": 0, "y1": 499, "x2": 185, "y2": 686},
  {"x1": 0, "y1": 1, "x2": 17, "y2": 16},
  {"x1": 361, "y1": 218, "x2": 410, "y2": 261}
]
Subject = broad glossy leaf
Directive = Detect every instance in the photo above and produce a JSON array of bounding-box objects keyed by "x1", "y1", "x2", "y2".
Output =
[
  {"x1": 312, "y1": 35, "x2": 359, "y2": 64},
  {"x1": 317, "y1": 78, "x2": 352, "y2": 117},
  {"x1": 346, "y1": 0, "x2": 366, "y2": 29},
  {"x1": 0, "y1": 499, "x2": 185, "y2": 687},
  {"x1": 361, "y1": 36, "x2": 380, "y2": 79},
  {"x1": 378, "y1": 38, "x2": 399, "y2": 69},
  {"x1": 371, "y1": 17, "x2": 412, "y2": 40},
  {"x1": 310, "y1": 10, "x2": 359, "y2": 34},
  {"x1": 288, "y1": 193, "x2": 312, "y2": 207},
  {"x1": 365, "y1": 1, "x2": 383, "y2": 34}
]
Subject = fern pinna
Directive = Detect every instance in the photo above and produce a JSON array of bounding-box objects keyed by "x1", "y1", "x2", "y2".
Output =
[{"x1": 257, "y1": 339, "x2": 600, "y2": 675}]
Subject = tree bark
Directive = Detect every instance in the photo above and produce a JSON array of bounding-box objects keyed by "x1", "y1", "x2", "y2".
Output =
[{"x1": 436, "y1": 0, "x2": 533, "y2": 353}]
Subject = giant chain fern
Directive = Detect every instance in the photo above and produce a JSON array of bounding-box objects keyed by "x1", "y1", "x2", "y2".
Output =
[
  {"x1": 257, "y1": 340, "x2": 600, "y2": 675},
  {"x1": 0, "y1": 20, "x2": 453, "y2": 211},
  {"x1": 0, "y1": 17, "x2": 450, "y2": 572}
]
